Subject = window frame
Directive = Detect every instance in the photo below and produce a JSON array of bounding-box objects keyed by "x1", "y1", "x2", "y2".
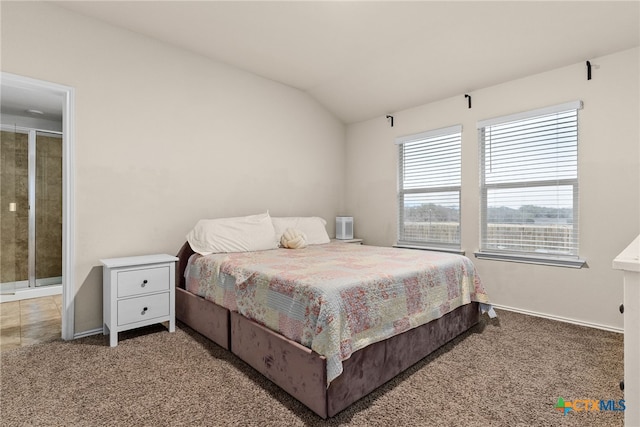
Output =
[
  {"x1": 474, "y1": 101, "x2": 586, "y2": 268},
  {"x1": 396, "y1": 125, "x2": 463, "y2": 252}
]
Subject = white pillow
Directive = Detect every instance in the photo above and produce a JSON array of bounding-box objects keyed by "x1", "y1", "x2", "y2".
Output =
[
  {"x1": 271, "y1": 217, "x2": 330, "y2": 245},
  {"x1": 186, "y1": 212, "x2": 279, "y2": 255}
]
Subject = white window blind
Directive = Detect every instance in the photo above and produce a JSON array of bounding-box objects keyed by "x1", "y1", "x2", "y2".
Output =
[
  {"x1": 478, "y1": 101, "x2": 582, "y2": 264},
  {"x1": 396, "y1": 125, "x2": 462, "y2": 250}
]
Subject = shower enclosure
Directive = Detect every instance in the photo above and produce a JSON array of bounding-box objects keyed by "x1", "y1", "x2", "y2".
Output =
[{"x1": 0, "y1": 127, "x2": 63, "y2": 296}]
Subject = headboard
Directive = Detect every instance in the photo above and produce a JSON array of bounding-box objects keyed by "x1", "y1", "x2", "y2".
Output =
[{"x1": 176, "y1": 241, "x2": 195, "y2": 289}]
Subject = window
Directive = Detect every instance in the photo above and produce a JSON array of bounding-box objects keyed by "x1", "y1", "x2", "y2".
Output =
[
  {"x1": 396, "y1": 125, "x2": 462, "y2": 251},
  {"x1": 476, "y1": 101, "x2": 584, "y2": 267}
]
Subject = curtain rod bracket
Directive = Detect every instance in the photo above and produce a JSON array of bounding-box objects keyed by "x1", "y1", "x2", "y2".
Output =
[
  {"x1": 586, "y1": 60, "x2": 592, "y2": 80},
  {"x1": 386, "y1": 115, "x2": 394, "y2": 127},
  {"x1": 464, "y1": 94, "x2": 472, "y2": 109}
]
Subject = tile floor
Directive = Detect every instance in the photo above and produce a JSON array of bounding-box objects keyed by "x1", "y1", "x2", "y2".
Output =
[{"x1": 0, "y1": 295, "x2": 62, "y2": 352}]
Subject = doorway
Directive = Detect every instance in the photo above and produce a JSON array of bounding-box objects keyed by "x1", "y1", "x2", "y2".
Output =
[{"x1": 0, "y1": 72, "x2": 75, "y2": 340}]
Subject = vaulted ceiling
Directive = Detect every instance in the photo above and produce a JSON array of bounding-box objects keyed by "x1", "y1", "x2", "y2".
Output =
[{"x1": 55, "y1": 1, "x2": 640, "y2": 124}]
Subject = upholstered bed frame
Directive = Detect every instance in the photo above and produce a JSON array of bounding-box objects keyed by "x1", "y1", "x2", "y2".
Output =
[{"x1": 174, "y1": 242, "x2": 480, "y2": 418}]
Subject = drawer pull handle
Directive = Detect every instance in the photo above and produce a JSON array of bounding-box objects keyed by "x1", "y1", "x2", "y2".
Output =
[
  {"x1": 619, "y1": 304, "x2": 624, "y2": 314},
  {"x1": 141, "y1": 279, "x2": 148, "y2": 288},
  {"x1": 141, "y1": 307, "x2": 148, "y2": 315}
]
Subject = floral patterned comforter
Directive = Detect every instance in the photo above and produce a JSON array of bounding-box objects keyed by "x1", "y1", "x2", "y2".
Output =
[{"x1": 185, "y1": 242, "x2": 490, "y2": 384}]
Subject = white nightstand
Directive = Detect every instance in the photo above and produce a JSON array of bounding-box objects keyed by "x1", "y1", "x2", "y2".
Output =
[
  {"x1": 101, "y1": 254, "x2": 178, "y2": 347},
  {"x1": 333, "y1": 238, "x2": 363, "y2": 244},
  {"x1": 613, "y1": 235, "x2": 640, "y2": 426}
]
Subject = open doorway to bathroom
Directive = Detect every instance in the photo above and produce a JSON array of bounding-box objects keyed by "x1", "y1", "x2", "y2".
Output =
[{"x1": 0, "y1": 72, "x2": 75, "y2": 344}]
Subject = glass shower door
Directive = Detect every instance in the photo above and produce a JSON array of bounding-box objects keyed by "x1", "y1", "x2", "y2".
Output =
[
  {"x1": 0, "y1": 129, "x2": 29, "y2": 294},
  {"x1": 0, "y1": 129, "x2": 62, "y2": 293},
  {"x1": 34, "y1": 131, "x2": 62, "y2": 287}
]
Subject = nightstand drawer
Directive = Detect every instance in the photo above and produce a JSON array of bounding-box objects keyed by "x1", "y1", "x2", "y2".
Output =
[
  {"x1": 117, "y1": 266, "x2": 170, "y2": 298},
  {"x1": 117, "y1": 293, "x2": 170, "y2": 326}
]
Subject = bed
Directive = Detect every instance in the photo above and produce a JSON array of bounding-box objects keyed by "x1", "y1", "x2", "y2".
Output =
[{"x1": 175, "y1": 236, "x2": 491, "y2": 418}]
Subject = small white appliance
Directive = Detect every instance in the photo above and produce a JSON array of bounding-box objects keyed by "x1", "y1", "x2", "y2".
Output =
[{"x1": 336, "y1": 216, "x2": 354, "y2": 240}]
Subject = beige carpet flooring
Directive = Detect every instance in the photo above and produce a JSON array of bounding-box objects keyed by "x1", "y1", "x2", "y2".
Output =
[{"x1": 0, "y1": 310, "x2": 624, "y2": 426}]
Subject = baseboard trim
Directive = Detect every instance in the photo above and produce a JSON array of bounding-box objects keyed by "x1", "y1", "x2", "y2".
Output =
[
  {"x1": 492, "y1": 303, "x2": 623, "y2": 334},
  {"x1": 71, "y1": 305, "x2": 622, "y2": 339},
  {"x1": 73, "y1": 327, "x2": 103, "y2": 340}
]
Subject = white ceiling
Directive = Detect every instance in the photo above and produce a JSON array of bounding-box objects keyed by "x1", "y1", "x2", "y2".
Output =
[
  {"x1": 0, "y1": 85, "x2": 64, "y2": 122},
  {"x1": 50, "y1": 1, "x2": 640, "y2": 124}
]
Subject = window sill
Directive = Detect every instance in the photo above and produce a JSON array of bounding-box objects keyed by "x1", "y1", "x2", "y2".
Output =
[
  {"x1": 394, "y1": 244, "x2": 465, "y2": 256},
  {"x1": 474, "y1": 251, "x2": 586, "y2": 268}
]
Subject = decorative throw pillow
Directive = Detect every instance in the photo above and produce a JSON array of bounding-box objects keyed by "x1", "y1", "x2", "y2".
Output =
[{"x1": 280, "y1": 228, "x2": 307, "y2": 249}]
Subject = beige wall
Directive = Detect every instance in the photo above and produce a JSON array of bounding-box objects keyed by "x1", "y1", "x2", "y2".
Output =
[
  {"x1": 3, "y1": 2, "x2": 637, "y2": 334},
  {"x1": 1, "y1": 2, "x2": 346, "y2": 333},
  {"x1": 346, "y1": 48, "x2": 640, "y2": 331}
]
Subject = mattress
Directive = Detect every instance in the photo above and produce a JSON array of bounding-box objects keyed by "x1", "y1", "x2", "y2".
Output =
[{"x1": 185, "y1": 242, "x2": 490, "y2": 383}]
